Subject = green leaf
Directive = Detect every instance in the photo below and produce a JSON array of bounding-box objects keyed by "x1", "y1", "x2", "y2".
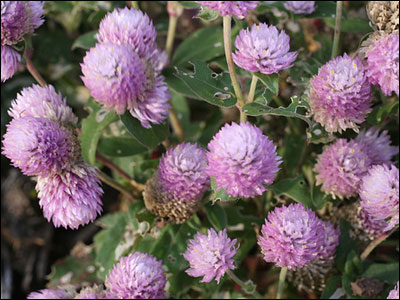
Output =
[
  {"x1": 306, "y1": 1, "x2": 339, "y2": 19},
  {"x1": 306, "y1": 122, "x2": 336, "y2": 144},
  {"x1": 198, "y1": 110, "x2": 223, "y2": 147},
  {"x1": 283, "y1": 133, "x2": 306, "y2": 175},
  {"x1": 179, "y1": 1, "x2": 201, "y2": 8},
  {"x1": 335, "y1": 219, "x2": 359, "y2": 273},
  {"x1": 172, "y1": 27, "x2": 224, "y2": 67},
  {"x1": 242, "y1": 96, "x2": 312, "y2": 127},
  {"x1": 79, "y1": 100, "x2": 118, "y2": 165},
  {"x1": 97, "y1": 136, "x2": 147, "y2": 157},
  {"x1": 254, "y1": 73, "x2": 279, "y2": 95},
  {"x1": 204, "y1": 201, "x2": 228, "y2": 230},
  {"x1": 321, "y1": 276, "x2": 342, "y2": 299},
  {"x1": 72, "y1": 30, "x2": 97, "y2": 50},
  {"x1": 324, "y1": 17, "x2": 372, "y2": 33},
  {"x1": 210, "y1": 177, "x2": 241, "y2": 202},
  {"x1": 163, "y1": 67, "x2": 202, "y2": 100},
  {"x1": 311, "y1": 182, "x2": 331, "y2": 210},
  {"x1": 120, "y1": 112, "x2": 169, "y2": 149},
  {"x1": 362, "y1": 263, "x2": 399, "y2": 283},
  {"x1": 174, "y1": 60, "x2": 237, "y2": 107},
  {"x1": 196, "y1": 7, "x2": 219, "y2": 21},
  {"x1": 367, "y1": 101, "x2": 399, "y2": 126},
  {"x1": 269, "y1": 176, "x2": 313, "y2": 208}
]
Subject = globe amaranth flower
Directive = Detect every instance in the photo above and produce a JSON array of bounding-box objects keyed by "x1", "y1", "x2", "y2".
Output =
[
  {"x1": 233, "y1": 23, "x2": 297, "y2": 74},
  {"x1": 197, "y1": 1, "x2": 259, "y2": 19},
  {"x1": 367, "y1": 1, "x2": 399, "y2": 33},
  {"x1": 8, "y1": 84, "x2": 78, "y2": 124},
  {"x1": 207, "y1": 122, "x2": 281, "y2": 198},
  {"x1": 364, "y1": 32, "x2": 399, "y2": 96},
  {"x1": 284, "y1": 1, "x2": 317, "y2": 14},
  {"x1": 318, "y1": 220, "x2": 340, "y2": 260},
  {"x1": 183, "y1": 228, "x2": 238, "y2": 283},
  {"x1": 2, "y1": 117, "x2": 80, "y2": 176},
  {"x1": 74, "y1": 285, "x2": 110, "y2": 299},
  {"x1": 388, "y1": 281, "x2": 399, "y2": 299},
  {"x1": 105, "y1": 252, "x2": 166, "y2": 299},
  {"x1": 1, "y1": 44, "x2": 20, "y2": 82},
  {"x1": 308, "y1": 54, "x2": 372, "y2": 133},
  {"x1": 314, "y1": 139, "x2": 372, "y2": 199},
  {"x1": 258, "y1": 203, "x2": 326, "y2": 269},
  {"x1": 36, "y1": 160, "x2": 103, "y2": 229},
  {"x1": 355, "y1": 127, "x2": 398, "y2": 165},
  {"x1": 27, "y1": 289, "x2": 70, "y2": 299},
  {"x1": 144, "y1": 143, "x2": 209, "y2": 223},
  {"x1": 1, "y1": 1, "x2": 44, "y2": 45},
  {"x1": 359, "y1": 164, "x2": 399, "y2": 231}
]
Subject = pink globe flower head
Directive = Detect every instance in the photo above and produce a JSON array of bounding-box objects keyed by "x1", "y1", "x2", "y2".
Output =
[
  {"x1": 8, "y1": 84, "x2": 78, "y2": 125},
  {"x1": 27, "y1": 289, "x2": 70, "y2": 299},
  {"x1": 105, "y1": 252, "x2": 166, "y2": 299},
  {"x1": 233, "y1": 23, "x2": 297, "y2": 74},
  {"x1": 357, "y1": 206, "x2": 389, "y2": 240},
  {"x1": 197, "y1": 1, "x2": 259, "y2": 19},
  {"x1": 36, "y1": 160, "x2": 103, "y2": 230},
  {"x1": 158, "y1": 142, "x2": 209, "y2": 202},
  {"x1": 314, "y1": 139, "x2": 372, "y2": 199},
  {"x1": 183, "y1": 228, "x2": 238, "y2": 283},
  {"x1": 258, "y1": 203, "x2": 326, "y2": 270},
  {"x1": 284, "y1": 1, "x2": 317, "y2": 14},
  {"x1": 364, "y1": 32, "x2": 399, "y2": 96},
  {"x1": 1, "y1": 44, "x2": 20, "y2": 82},
  {"x1": 207, "y1": 122, "x2": 281, "y2": 198},
  {"x1": 355, "y1": 127, "x2": 398, "y2": 166},
  {"x1": 318, "y1": 220, "x2": 340, "y2": 260},
  {"x1": 388, "y1": 281, "x2": 399, "y2": 299},
  {"x1": 359, "y1": 164, "x2": 399, "y2": 232},
  {"x1": 308, "y1": 54, "x2": 373, "y2": 133},
  {"x1": 1, "y1": 1, "x2": 44, "y2": 45},
  {"x1": 2, "y1": 117, "x2": 80, "y2": 177},
  {"x1": 74, "y1": 285, "x2": 109, "y2": 299}
]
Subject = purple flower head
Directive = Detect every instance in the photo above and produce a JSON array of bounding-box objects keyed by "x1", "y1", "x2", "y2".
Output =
[
  {"x1": 8, "y1": 84, "x2": 78, "y2": 124},
  {"x1": 81, "y1": 43, "x2": 147, "y2": 115},
  {"x1": 158, "y1": 142, "x2": 209, "y2": 202},
  {"x1": 357, "y1": 206, "x2": 389, "y2": 239},
  {"x1": 105, "y1": 252, "x2": 166, "y2": 299},
  {"x1": 183, "y1": 228, "x2": 238, "y2": 283},
  {"x1": 359, "y1": 164, "x2": 399, "y2": 232},
  {"x1": 27, "y1": 289, "x2": 70, "y2": 299},
  {"x1": 2, "y1": 117, "x2": 80, "y2": 176},
  {"x1": 284, "y1": 1, "x2": 317, "y2": 14},
  {"x1": 36, "y1": 161, "x2": 103, "y2": 229},
  {"x1": 197, "y1": 1, "x2": 259, "y2": 19},
  {"x1": 233, "y1": 23, "x2": 297, "y2": 74},
  {"x1": 388, "y1": 282, "x2": 399, "y2": 299},
  {"x1": 308, "y1": 54, "x2": 372, "y2": 133},
  {"x1": 318, "y1": 221, "x2": 340, "y2": 260},
  {"x1": 1, "y1": 1, "x2": 44, "y2": 45},
  {"x1": 1, "y1": 44, "x2": 20, "y2": 82},
  {"x1": 355, "y1": 127, "x2": 398, "y2": 166},
  {"x1": 207, "y1": 122, "x2": 281, "y2": 198},
  {"x1": 364, "y1": 32, "x2": 399, "y2": 96},
  {"x1": 74, "y1": 286, "x2": 109, "y2": 299},
  {"x1": 258, "y1": 203, "x2": 326, "y2": 269},
  {"x1": 314, "y1": 139, "x2": 372, "y2": 199}
]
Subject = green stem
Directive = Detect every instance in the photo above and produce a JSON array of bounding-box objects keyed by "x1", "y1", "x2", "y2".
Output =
[
  {"x1": 247, "y1": 75, "x2": 258, "y2": 104},
  {"x1": 24, "y1": 36, "x2": 46, "y2": 87},
  {"x1": 331, "y1": 1, "x2": 343, "y2": 59},
  {"x1": 226, "y1": 270, "x2": 263, "y2": 298},
  {"x1": 130, "y1": 1, "x2": 139, "y2": 9},
  {"x1": 98, "y1": 171, "x2": 136, "y2": 202},
  {"x1": 222, "y1": 16, "x2": 246, "y2": 123},
  {"x1": 361, "y1": 226, "x2": 397, "y2": 260},
  {"x1": 277, "y1": 267, "x2": 288, "y2": 299}
]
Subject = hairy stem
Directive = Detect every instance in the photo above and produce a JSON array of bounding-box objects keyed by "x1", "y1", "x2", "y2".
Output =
[
  {"x1": 98, "y1": 171, "x2": 136, "y2": 202},
  {"x1": 331, "y1": 1, "x2": 343, "y2": 59},
  {"x1": 361, "y1": 226, "x2": 397, "y2": 260},
  {"x1": 223, "y1": 16, "x2": 247, "y2": 123},
  {"x1": 247, "y1": 74, "x2": 258, "y2": 104},
  {"x1": 24, "y1": 37, "x2": 46, "y2": 87},
  {"x1": 227, "y1": 270, "x2": 263, "y2": 298},
  {"x1": 277, "y1": 267, "x2": 288, "y2": 299}
]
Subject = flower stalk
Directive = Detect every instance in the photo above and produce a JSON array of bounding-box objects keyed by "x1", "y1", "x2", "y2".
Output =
[
  {"x1": 361, "y1": 226, "x2": 398, "y2": 260},
  {"x1": 331, "y1": 1, "x2": 343, "y2": 59},
  {"x1": 277, "y1": 267, "x2": 288, "y2": 299}
]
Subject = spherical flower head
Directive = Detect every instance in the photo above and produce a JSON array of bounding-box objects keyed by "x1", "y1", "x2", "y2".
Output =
[
  {"x1": 8, "y1": 84, "x2": 78, "y2": 124},
  {"x1": 74, "y1": 286, "x2": 109, "y2": 299},
  {"x1": 388, "y1": 281, "x2": 399, "y2": 299},
  {"x1": 318, "y1": 221, "x2": 340, "y2": 260},
  {"x1": 359, "y1": 164, "x2": 399, "y2": 231},
  {"x1": 129, "y1": 74, "x2": 171, "y2": 128},
  {"x1": 36, "y1": 160, "x2": 103, "y2": 229},
  {"x1": 27, "y1": 289, "x2": 70, "y2": 299},
  {"x1": 367, "y1": 1, "x2": 399, "y2": 33},
  {"x1": 81, "y1": 43, "x2": 147, "y2": 115},
  {"x1": 355, "y1": 127, "x2": 398, "y2": 166},
  {"x1": 197, "y1": 1, "x2": 259, "y2": 19},
  {"x1": 1, "y1": 1, "x2": 44, "y2": 45},
  {"x1": 183, "y1": 228, "x2": 238, "y2": 283},
  {"x1": 157, "y1": 142, "x2": 209, "y2": 202},
  {"x1": 1, "y1": 44, "x2": 20, "y2": 82},
  {"x1": 364, "y1": 32, "x2": 399, "y2": 96},
  {"x1": 357, "y1": 206, "x2": 389, "y2": 239},
  {"x1": 314, "y1": 139, "x2": 372, "y2": 199},
  {"x1": 308, "y1": 54, "x2": 372, "y2": 133},
  {"x1": 284, "y1": 1, "x2": 316, "y2": 14},
  {"x1": 105, "y1": 252, "x2": 166, "y2": 299},
  {"x1": 2, "y1": 117, "x2": 80, "y2": 176},
  {"x1": 233, "y1": 23, "x2": 297, "y2": 74},
  {"x1": 207, "y1": 122, "x2": 281, "y2": 198},
  {"x1": 258, "y1": 203, "x2": 326, "y2": 269}
]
